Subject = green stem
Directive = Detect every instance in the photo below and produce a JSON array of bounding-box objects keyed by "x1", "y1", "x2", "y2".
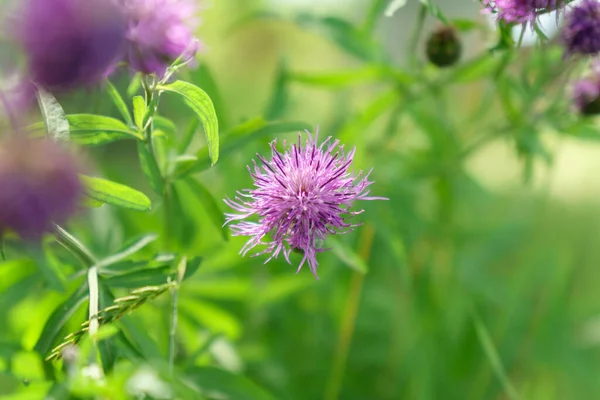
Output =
[
  {"x1": 407, "y1": 4, "x2": 427, "y2": 70},
  {"x1": 324, "y1": 225, "x2": 375, "y2": 400},
  {"x1": 52, "y1": 225, "x2": 101, "y2": 370},
  {"x1": 169, "y1": 256, "x2": 186, "y2": 374}
]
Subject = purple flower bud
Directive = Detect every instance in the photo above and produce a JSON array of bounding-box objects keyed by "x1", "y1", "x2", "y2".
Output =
[
  {"x1": 562, "y1": 0, "x2": 600, "y2": 56},
  {"x1": 16, "y1": 0, "x2": 127, "y2": 91},
  {"x1": 224, "y1": 132, "x2": 386, "y2": 280},
  {"x1": 482, "y1": 0, "x2": 563, "y2": 24},
  {"x1": 0, "y1": 136, "x2": 82, "y2": 239},
  {"x1": 122, "y1": 0, "x2": 202, "y2": 76}
]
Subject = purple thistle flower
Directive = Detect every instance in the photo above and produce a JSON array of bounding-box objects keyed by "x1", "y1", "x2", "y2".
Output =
[
  {"x1": 121, "y1": 0, "x2": 202, "y2": 76},
  {"x1": 0, "y1": 136, "x2": 82, "y2": 239},
  {"x1": 224, "y1": 132, "x2": 385, "y2": 280},
  {"x1": 15, "y1": 0, "x2": 127, "y2": 91},
  {"x1": 562, "y1": 0, "x2": 600, "y2": 56},
  {"x1": 572, "y1": 65, "x2": 600, "y2": 115},
  {"x1": 482, "y1": 0, "x2": 563, "y2": 24}
]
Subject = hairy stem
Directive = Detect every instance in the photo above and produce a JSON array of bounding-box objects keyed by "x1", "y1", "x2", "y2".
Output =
[{"x1": 324, "y1": 224, "x2": 376, "y2": 400}]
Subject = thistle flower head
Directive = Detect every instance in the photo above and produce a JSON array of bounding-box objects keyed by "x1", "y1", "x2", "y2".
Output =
[
  {"x1": 0, "y1": 136, "x2": 82, "y2": 239},
  {"x1": 121, "y1": 0, "x2": 202, "y2": 76},
  {"x1": 224, "y1": 131, "x2": 385, "y2": 280},
  {"x1": 562, "y1": 0, "x2": 600, "y2": 56},
  {"x1": 482, "y1": 0, "x2": 563, "y2": 24},
  {"x1": 15, "y1": 0, "x2": 127, "y2": 90}
]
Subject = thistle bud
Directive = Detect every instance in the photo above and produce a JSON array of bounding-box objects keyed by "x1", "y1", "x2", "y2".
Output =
[{"x1": 426, "y1": 26, "x2": 461, "y2": 68}]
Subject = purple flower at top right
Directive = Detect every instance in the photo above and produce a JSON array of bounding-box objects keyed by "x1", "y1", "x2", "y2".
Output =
[{"x1": 562, "y1": 0, "x2": 600, "y2": 56}]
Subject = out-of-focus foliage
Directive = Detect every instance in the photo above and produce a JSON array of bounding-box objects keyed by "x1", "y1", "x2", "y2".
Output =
[{"x1": 2, "y1": 0, "x2": 600, "y2": 399}]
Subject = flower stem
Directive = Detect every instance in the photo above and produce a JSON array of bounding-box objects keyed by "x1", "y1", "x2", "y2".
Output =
[
  {"x1": 52, "y1": 225, "x2": 101, "y2": 366},
  {"x1": 324, "y1": 224, "x2": 376, "y2": 400},
  {"x1": 169, "y1": 256, "x2": 187, "y2": 374},
  {"x1": 407, "y1": 4, "x2": 428, "y2": 70}
]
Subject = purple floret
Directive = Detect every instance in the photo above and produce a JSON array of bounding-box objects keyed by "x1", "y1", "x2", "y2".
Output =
[{"x1": 224, "y1": 131, "x2": 385, "y2": 280}]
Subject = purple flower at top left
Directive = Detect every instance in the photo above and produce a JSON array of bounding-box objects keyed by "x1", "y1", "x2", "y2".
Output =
[{"x1": 14, "y1": 0, "x2": 127, "y2": 91}]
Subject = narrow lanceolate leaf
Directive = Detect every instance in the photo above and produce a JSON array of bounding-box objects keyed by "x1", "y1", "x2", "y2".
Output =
[
  {"x1": 137, "y1": 142, "x2": 164, "y2": 194},
  {"x1": 328, "y1": 237, "x2": 368, "y2": 274},
  {"x1": 185, "y1": 178, "x2": 228, "y2": 240},
  {"x1": 106, "y1": 80, "x2": 133, "y2": 126},
  {"x1": 35, "y1": 87, "x2": 69, "y2": 142},
  {"x1": 157, "y1": 80, "x2": 219, "y2": 166},
  {"x1": 186, "y1": 367, "x2": 276, "y2": 400},
  {"x1": 34, "y1": 284, "x2": 88, "y2": 356},
  {"x1": 67, "y1": 114, "x2": 142, "y2": 145},
  {"x1": 132, "y1": 96, "x2": 146, "y2": 131},
  {"x1": 96, "y1": 233, "x2": 159, "y2": 270},
  {"x1": 80, "y1": 175, "x2": 151, "y2": 211}
]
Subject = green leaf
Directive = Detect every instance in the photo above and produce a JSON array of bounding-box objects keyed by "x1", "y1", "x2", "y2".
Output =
[
  {"x1": 186, "y1": 119, "x2": 312, "y2": 175},
  {"x1": 327, "y1": 236, "x2": 368, "y2": 274},
  {"x1": 137, "y1": 142, "x2": 164, "y2": 194},
  {"x1": 289, "y1": 65, "x2": 401, "y2": 88},
  {"x1": 102, "y1": 267, "x2": 171, "y2": 288},
  {"x1": 294, "y1": 14, "x2": 385, "y2": 62},
  {"x1": 80, "y1": 175, "x2": 151, "y2": 211},
  {"x1": 132, "y1": 96, "x2": 146, "y2": 131},
  {"x1": 177, "y1": 119, "x2": 200, "y2": 154},
  {"x1": 184, "y1": 177, "x2": 228, "y2": 241},
  {"x1": 266, "y1": 59, "x2": 289, "y2": 119},
  {"x1": 338, "y1": 89, "x2": 399, "y2": 142},
  {"x1": 153, "y1": 115, "x2": 178, "y2": 137},
  {"x1": 127, "y1": 73, "x2": 143, "y2": 96},
  {"x1": 106, "y1": 81, "x2": 133, "y2": 126},
  {"x1": 384, "y1": 0, "x2": 407, "y2": 17},
  {"x1": 450, "y1": 54, "x2": 502, "y2": 83},
  {"x1": 35, "y1": 87, "x2": 69, "y2": 142},
  {"x1": 67, "y1": 114, "x2": 141, "y2": 145},
  {"x1": 157, "y1": 80, "x2": 219, "y2": 166},
  {"x1": 420, "y1": 0, "x2": 447, "y2": 23},
  {"x1": 34, "y1": 284, "x2": 88, "y2": 356},
  {"x1": 96, "y1": 234, "x2": 159, "y2": 270},
  {"x1": 188, "y1": 64, "x2": 231, "y2": 129},
  {"x1": 186, "y1": 367, "x2": 275, "y2": 400}
]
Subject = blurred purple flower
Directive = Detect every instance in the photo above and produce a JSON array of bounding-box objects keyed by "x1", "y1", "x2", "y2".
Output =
[
  {"x1": 224, "y1": 132, "x2": 385, "y2": 280},
  {"x1": 0, "y1": 136, "x2": 82, "y2": 239},
  {"x1": 572, "y1": 66, "x2": 600, "y2": 115},
  {"x1": 16, "y1": 0, "x2": 127, "y2": 90},
  {"x1": 562, "y1": 0, "x2": 600, "y2": 56},
  {"x1": 122, "y1": 0, "x2": 202, "y2": 76},
  {"x1": 482, "y1": 0, "x2": 563, "y2": 24}
]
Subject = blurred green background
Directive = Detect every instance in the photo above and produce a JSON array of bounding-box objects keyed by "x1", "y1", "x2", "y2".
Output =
[{"x1": 3, "y1": 0, "x2": 600, "y2": 399}]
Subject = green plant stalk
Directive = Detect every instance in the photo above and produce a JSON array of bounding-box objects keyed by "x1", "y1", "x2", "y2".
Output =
[
  {"x1": 53, "y1": 225, "x2": 102, "y2": 368},
  {"x1": 169, "y1": 256, "x2": 187, "y2": 374},
  {"x1": 324, "y1": 224, "x2": 375, "y2": 400},
  {"x1": 407, "y1": 4, "x2": 428, "y2": 70}
]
